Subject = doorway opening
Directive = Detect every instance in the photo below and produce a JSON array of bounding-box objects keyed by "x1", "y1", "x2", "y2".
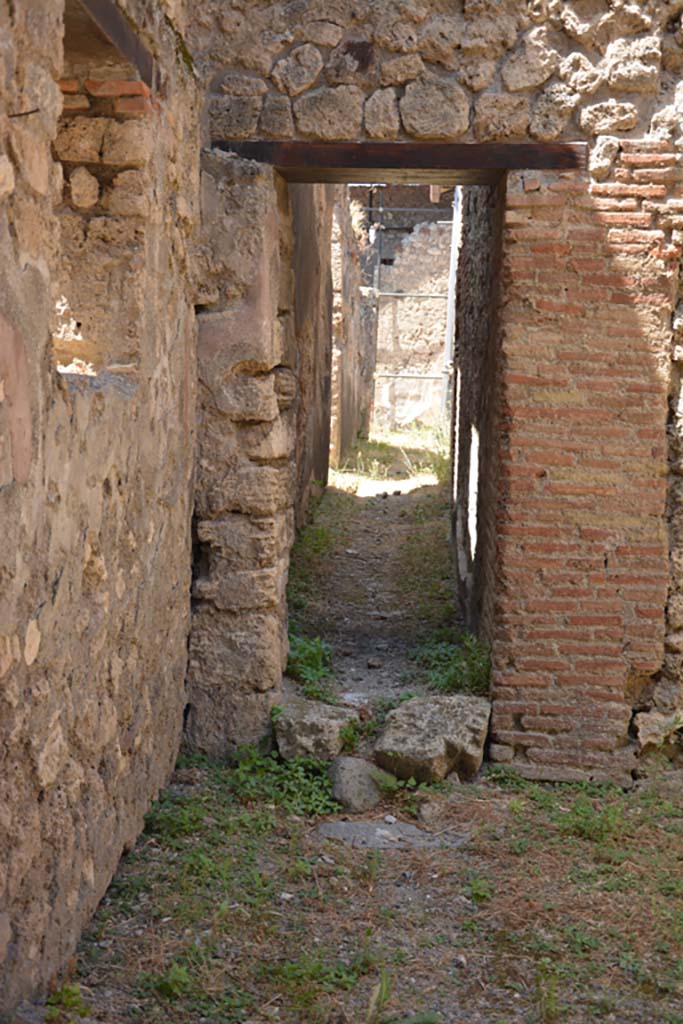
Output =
[{"x1": 284, "y1": 173, "x2": 505, "y2": 758}]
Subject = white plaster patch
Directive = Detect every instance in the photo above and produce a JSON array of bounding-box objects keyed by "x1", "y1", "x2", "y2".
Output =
[{"x1": 24, "y1": 619, "x2": 41, "y2": 666}]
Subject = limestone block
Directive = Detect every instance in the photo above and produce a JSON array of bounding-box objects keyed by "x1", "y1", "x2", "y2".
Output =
[
  {"x1": 0, "y1": 155, "x2": 16, "y2": 200},
  {"x1": 273, "y1": 44, "x2": 323, "y2": 95},
  {"x1": 459, "y1": 58, "x2": 496, "y2": 92},
  {"x1": 208, "y1": 95, "x2": 263, "y2": 140},
  {"x1": 294, "y1": 86, "x2": 365, "y2": 140},
  {"x1": 329, "y1": 756, "x2": 386, "y2": 812},
  {"x1": 242, "y1": 417, "x2": 293, "y2": 461},
  {"x1": 101, "y1": 120, "x2": 154, "y2": 167},
  {"x1": 474, "y1": 93, "x2": 530, "y2": 141},
  {"x1": 189, "y1": 607, "x2": 285, "y2": 695},
  {"x1": 9, "y1": 126, "x2": 50, "y2": 195},
  {"x1": 589, "y1": 136, "x2": 620, "y2": 182},
  {"x1": 530, "y1": 83, "x2": 579, "y2": 141},
  {"x1": 275, "y1": 697, "x2": 359, "y2": 761},
  {"x1": 198, "y1": 304, "x2": 281, "y2": 379},
  {"x1": 207, "y1": 463, "x2": 293, "y2": 516},
  {"x1": 274, "y1": 367, "x2": 297, "y2": 409},
  {"x1": 460, "y1": 5, "x2": 518, "y2": 59},
  {"x1": 326, "y1": 39, "x2": 378, "y2": 88},
  {"x1": 374, "y1": 16, "x2": 419, "y2": 53},
  {"x1": 373, "y1": 695, "x2": 491, "y2": 783},
  {"x1": 634, "y1": 710, "x2": 683, "y2": 750},
  {"x1": 604, "y1": 36, "x2": 661, "y2": 94},
  {"x1": 304, "y1": 21, "x2": 344, "y2": 47},
  {"x1": 364, "y1": 88, "x2": 400, "y2": 140},
  {"x1": 418, "y1": 16, "x2": 462, "y2": 70},
  {"x1": 559, "y1": 52, "x2": 603, "y2": 95},
  {"x1": 501, "y1": 26, "x2": 559, "y2": 92},
  {"x1": 104, "y1": 170, "x2": 149, "y2": 217},
  {"x1": 54, "y1": 117, "x2": 107, "y2": 163},
  {"x1": 197, "y1": 511, "x2": 292, "y2": 569},
  {"x1": 580, "y1": 100, "x2": 639, "y2": 135},
  {"x1": 260, "y1": 93, "x2": 295, "y2": 137},
  {"x1": 218, "y1": 72, "x2": 268, "y2": 97},
  {"x1": 400, "y1": 76, "x2": 469, "y2": 140},
  {"x1": 215, "y1": 373, "x2": 279, "y2": 422},
  {"x1": 380, "y1": 54, "x2": 424, "y2": 86},
  {"x1": 69, "y1": 166, "x2": 99, "y2": 209},
  {"x1": 193, "y1": 563, "x2": 286, "y2": 611}
]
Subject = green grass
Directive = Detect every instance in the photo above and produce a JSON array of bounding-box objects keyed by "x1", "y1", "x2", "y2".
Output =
[
  {"x1": 409, "y1": 631, "x2": 490, "y2": 696},
  {"x1": 286, "y1": 630, "x2": 338, "y2": 703}
]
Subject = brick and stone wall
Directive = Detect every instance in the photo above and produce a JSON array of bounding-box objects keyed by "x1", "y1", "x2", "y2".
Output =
[
  {"x1": 0, "y1": 2, "x2": 199, "y2": 1009},
  {"x1": 185, "y1": 0, "x2": 683, "y2": 784}
]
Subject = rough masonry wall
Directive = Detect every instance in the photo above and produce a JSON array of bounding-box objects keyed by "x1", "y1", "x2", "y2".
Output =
[
  {"x1": 189, "y1": 0, "x2": 683, "y2": 147},
  {"x1": 0, "y1": 2, "x2": 199, "y2": 1009},
  {"x1": 188, "y1": 159, "x2": 335, "y2": 756},
  {"x1": 329, "y1": 188, "x2": 371, "y2": 466},
  {"x1": 452, "y1": 183, "x2": 505, "y2": 636}
]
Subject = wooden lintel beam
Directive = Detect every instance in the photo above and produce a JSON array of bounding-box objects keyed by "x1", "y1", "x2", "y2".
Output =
[
  {"x1": 213, "y1": 140, "x2": 588, "y2": 184},
  {"x1": 77, "y1": 0, "x2": 157, "y2": 88}
]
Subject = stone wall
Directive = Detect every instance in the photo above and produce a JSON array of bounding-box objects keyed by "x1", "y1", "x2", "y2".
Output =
[
  {"x1": 187, "y1": 157, "x2": 335, "y2": 757},
  {"x1": 0, "y1": 1, "x2": 199, "y2": 1010},
  {"x1": 189, "y1": 1, "x2": 683, "y2": 147},
  {"x1": 329, "y1": 188, "x2": 372, "y2": 466}
]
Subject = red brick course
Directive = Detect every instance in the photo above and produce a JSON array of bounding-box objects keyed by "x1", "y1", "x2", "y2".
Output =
[{"x1": 488, "y1": 144, "x2": 681, "y2": 783}]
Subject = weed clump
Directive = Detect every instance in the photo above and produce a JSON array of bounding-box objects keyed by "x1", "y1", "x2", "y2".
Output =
[
  {"x1": 286, "y1": 630, "x2": 338, "y2": 703},
  {"x1": 410, "y1": 631, "x2": 490, "y2": 697},
  {"x1": 230, "y1": 746, "x2": 340, "y2": 816}
]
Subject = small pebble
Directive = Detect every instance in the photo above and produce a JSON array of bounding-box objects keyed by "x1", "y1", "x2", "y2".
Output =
[{"x1": 384, "y1": 814, "x2": 397, "y2": 824}]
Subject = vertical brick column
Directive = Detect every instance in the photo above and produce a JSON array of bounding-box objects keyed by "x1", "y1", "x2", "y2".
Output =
[{"x1": 490, "y1": 143, "x2": 681, "y2": 784}]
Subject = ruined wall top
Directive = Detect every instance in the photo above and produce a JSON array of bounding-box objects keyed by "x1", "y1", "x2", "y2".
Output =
[{"x1": 185, "y1": 0, "x2": 683, "y2": 148}]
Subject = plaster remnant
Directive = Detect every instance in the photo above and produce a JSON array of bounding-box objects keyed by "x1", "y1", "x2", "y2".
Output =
[
  {"x1": 0, "y1": 155, "x2": 16, "y2": 200},
  {"x1": 23, "y1": 620, "x2": 41, "y2": 667}
]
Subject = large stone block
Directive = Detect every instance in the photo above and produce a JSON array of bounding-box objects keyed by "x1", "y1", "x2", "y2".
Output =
[
  {"x1": 474, "y1": 93, "x2": 530, "y2": 141},
  {"x1": 400, "y1": 76, "x2": 469, "y2": 139},
  {"x1": 193, "y1": 562, "x2": 287, "y2": 611},
  {"x1": 206, "y1": 462, "x2": 294, "y2": 517},
  {"x1": 580, "y1": 99, "x2": 639, "y2": 135},
  {"x1": 364, "y1": 88, "x2": 400, "y2": 139},
  {"x1": 198, "y1": 304, "x2": 281, "y2": 378},
  {"x1": 273, "y1": 44, "x2": 323, "y2": 95},
  {"x1": 208, "y1": 95, "x2": 263, "y2": 139},
  {"x1": 293, "y1": 86, "x2": 364, "y2": 140},
  {"x1": 197, "y1": 512, "x2": 293, "y2": 569},
  {"x1": 188, "y1": 607, "x2": 285, "y2": 697},
  {"x1": 275, "y1": 697, "x2": 359, "y2": 761},
  {"x1": 214, "y1": 373, "x2": 279, "y2": 422},
  {"x1": 374, "y1": 695, "x2": 491, "y2": 783},
  {"x1": 54, "y1": 116, "x2": 107, "y2": 163}
]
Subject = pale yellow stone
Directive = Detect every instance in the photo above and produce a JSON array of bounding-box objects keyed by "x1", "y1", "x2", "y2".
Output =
[{"x1": 24, "y1": 619, "x2": 41, "y2": 667}]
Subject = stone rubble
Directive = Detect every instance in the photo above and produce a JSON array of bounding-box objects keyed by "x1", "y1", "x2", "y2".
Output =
[{"x1": 374, "y1": 695, "x2": 492, "y2": 783}]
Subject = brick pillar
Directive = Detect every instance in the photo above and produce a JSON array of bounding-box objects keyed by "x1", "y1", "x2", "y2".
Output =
[{"x1": 490, "y1": 141, "x2": 681, "y2": 784}]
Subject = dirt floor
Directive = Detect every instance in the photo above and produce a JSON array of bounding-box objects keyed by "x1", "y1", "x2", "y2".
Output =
[{"x1": 40, "y1": 432, "x2": 683, "y2": 1024}]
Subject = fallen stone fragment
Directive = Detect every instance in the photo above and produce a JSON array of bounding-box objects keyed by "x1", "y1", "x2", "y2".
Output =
[
  {"x1": 329, "y1": 756, "x2": 387, "y2": 811},
  {"x1": 275, "y1": 697, "x2": 358, "y2": 761},
  {"x1": 317, "y1": 819, "x2": 468, "y2": 850},
  {"x1": 373, "y1": 695, "x2": 491, "y2": 783}
]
